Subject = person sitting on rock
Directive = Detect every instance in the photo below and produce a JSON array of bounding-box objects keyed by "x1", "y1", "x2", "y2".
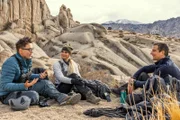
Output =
[
  {"x1": 53, "y1": 44, "x2": 101, "y2": 104},
  {"x1": 0, "y1": 37, "x2": 81, "y2": 108},
  {"x1": 112, "y1": 42, "x2": 180, "y2": 96}
]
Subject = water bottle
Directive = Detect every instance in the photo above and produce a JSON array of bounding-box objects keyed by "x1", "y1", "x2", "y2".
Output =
[{"x1": 120, "y1": 90, "x2": 127, "y2": 103}]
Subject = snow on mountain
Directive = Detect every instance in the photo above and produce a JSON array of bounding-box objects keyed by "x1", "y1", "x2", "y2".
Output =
[{"x1": 103, "y1": 19, "x2": 142, "y2": 24}]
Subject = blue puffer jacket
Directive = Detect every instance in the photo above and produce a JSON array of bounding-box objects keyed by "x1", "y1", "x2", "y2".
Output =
[{"x1": 0, "y1": 53, "x2": 40, "y2": 96}]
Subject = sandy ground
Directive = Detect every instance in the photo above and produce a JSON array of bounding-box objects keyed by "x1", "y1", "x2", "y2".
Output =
[{"x1": 0, "y1": 96, "x2": 125, "y2": 120}]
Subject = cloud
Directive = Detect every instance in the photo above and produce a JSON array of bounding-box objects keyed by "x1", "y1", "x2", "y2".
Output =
[{"x1": 45, "y1": 0, "x2": 180, "y2": 23}]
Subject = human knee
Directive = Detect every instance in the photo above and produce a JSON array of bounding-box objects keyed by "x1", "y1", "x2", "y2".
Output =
[
  {"x1": 39, "y1": 80, "x2": 53, "y2": 86},
  {"x1": 139, "y1": 72, "x2": 149, "y2": 81},
  {"x1": 29, "y1": 91, "x2": 39, "y2": 105}
]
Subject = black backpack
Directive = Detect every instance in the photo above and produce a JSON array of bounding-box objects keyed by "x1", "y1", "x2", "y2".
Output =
[
  {"x1": 12, "y1": 55, "x2": 31, "y2": 83},
  {"x1": 12, "y1": 55, "x2": 48, "y2": 83},
  {"x1": 144, "y1": 75, "x2": 167, "y2": 100}
]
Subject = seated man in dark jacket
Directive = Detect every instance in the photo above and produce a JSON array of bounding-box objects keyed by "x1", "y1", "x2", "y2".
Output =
[
  {"x1": 0, "y1": 37, "x2": 81, "y2": 108},
  {"x1": 112, "y1": 42, "x2": 180, "y2": 95}
]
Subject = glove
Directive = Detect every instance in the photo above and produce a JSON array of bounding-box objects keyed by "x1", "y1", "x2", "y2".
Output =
[
  {"x1": 68, "y1": 73, "x2": 81, "y2": 80},
  {"x1": 71, "y1": 78, "x2": 84, "y2": 86}
]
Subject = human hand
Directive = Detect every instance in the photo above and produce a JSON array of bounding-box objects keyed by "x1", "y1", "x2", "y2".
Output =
[
  {"x1": 128, "y1": 78, "x2": 134, "y2": 94},
  {"x1": 24, "y1": 78, "x2": 39, "y2": 88},
  {"x1": 40, "y1": 70, "x2": 48, "y2": 79},
  {"x1": 71, "y1": 78, "x2": 84, "y2": 86},
  {"x1": 128, "y1": 78, "x2": 134, "y2": 85}
]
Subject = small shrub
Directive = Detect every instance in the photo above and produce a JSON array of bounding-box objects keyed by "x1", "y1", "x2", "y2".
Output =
[
  {"x1": 3, "y1": 22, "x2": 12, "y2": 30},
  {"x1": 107, "y1": 27, "x2": 112, "y2": 30},
  {"x1": 150, "y1": 93, "x2": 180, "y2": 120},
  {"x1": 119, "y1": 33, "x2": 124, "y2": 38},
  {"x1": 78, "y1": 61, "x2": 116, "y2": 88},
  {"x1": 130, "y1": 31, "x2": 136, "y2": 35}
]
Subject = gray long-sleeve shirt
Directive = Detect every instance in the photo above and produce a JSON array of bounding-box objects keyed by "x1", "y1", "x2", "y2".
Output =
[{"x1": 53, "y1": 60, "x2": 81, "y2": 85}]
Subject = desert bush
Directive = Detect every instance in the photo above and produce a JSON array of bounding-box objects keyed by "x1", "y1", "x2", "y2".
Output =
[
  {"x1": 126, "y1": 78, "x2": 180, "y2": 120},
  {"x1": 119, "y1": 33, "x2": 124, "y2": 38},
  {"x1": 3, "y1": 22, "x2": 12, "y2": 30},
  {"x1": 130, "y1": 31, "x2": 136, "y2": 35},
  {"x1": 167, "y1": 37, "x2": 172, "y2": 41},
  {"x1": 107, "y1": 27, "x2": 112, "y2": 30},
  {"x1": 78, "y1": 61, "x2": 117, "y2": 88},
  {"x1": 149, "y1": 94, "x2": 180, "y2": 120},
  {"x1": 119, "y1": 30, "x2": 123, "y2": 33}
]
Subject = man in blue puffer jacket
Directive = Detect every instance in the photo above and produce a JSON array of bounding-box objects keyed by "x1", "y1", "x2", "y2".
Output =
[{"x1": 0, "y1": 37, "x2": 81, "y2": 106}]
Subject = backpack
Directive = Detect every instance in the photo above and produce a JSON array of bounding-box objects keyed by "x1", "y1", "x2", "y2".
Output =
[
  {"x1": 83, "y1": 79, "x2": 111, "y2": 102},
  {"x1": 12, "y1": 55, "x2": 48, "y2": 83},
  {"x1": 68, "y1": 73, "x2": 111, "y2": 102},
  {"x1": 126, "y1": 75, "x2": 167, "y2": 105},
  {"x1": 144, "y1": 75, "x2": 167, "y2": 100},
  {"x1": 11, "y1": 55, "x2": 31, "y2": 83},
  {"x1": 0, "y1": 67, "x2": 1, "y2": 82}
]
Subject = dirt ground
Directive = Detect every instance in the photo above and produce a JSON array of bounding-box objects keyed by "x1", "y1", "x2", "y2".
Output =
[{"x1": 0, "y1": 96, "x2": 125, "y2": 120}]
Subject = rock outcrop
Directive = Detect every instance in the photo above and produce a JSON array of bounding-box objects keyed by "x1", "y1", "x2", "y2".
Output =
[
  {"x1": 0, "y1": 1, "x2": 79, "y2": 37},
  {"x1": 36, "y1": 26, "x2": 180, "y2": 77},
  {"x1": 1, "y1": 0, "x2": 180, "y2": 81},
  {"x1": 57, "y1": 4, "x2": 79, "y2": 30},
  {"x1": 0, "y1": 0, "x2": 50, "y2": 35}
]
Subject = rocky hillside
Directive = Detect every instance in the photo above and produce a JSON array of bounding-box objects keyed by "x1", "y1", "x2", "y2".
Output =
[
  {"x1": 0, "y1": 0, "x2": 79, "y2": 37},
  {"x1": 1, "y1": 0, "x2": 180, "y2": 83},
  {"x1": 102, "y1": 17, "x2": 180, "y2": 38},
  {"x1": 0, "y1": 0, "x2": 50, "y2": 35},
  {"x1": 1, "y1": 1, "x2": 180, "y2": 120}
]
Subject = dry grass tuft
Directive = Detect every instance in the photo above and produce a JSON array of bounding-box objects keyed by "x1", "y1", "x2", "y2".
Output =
[
  {"x1": 150, "y1": 94, "x2": 180, "y2": 120},
  {"x1": 78, "y1": 61, "x2": 117, "y2": 88}
]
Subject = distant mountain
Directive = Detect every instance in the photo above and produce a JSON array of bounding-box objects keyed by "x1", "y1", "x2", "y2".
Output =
[
  {"x1": 103, "y1": 19, "x2": 142, "y2": 25},
  {"x1": 102, "y1": 17, "x2": 180, "y2": 38}
]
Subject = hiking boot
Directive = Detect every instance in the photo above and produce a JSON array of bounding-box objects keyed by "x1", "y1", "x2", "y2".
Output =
[
  {"x1": 111, "y1": 83, "x2": 128, "y2": 96},
  {"x1": 86, "y1": 91, "x2": 101, "y2": 104},
  {"x1": 59, "y1": 93, "x2": 81, "y2": 105},
  {"x1": 111, "y1": 88, "x2": 121, "y2": 96}
]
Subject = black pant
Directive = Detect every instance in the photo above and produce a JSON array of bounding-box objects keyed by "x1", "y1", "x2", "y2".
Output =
[
  {"x1": 134, "y1": 72, "x2": 150, "y2": 89},
  {"x1": 126, "y1": 93, "x2": 144, "y2": 105},
  {"x1": 118, "y1": 72, "x2": 150, "y2": 92},
  {"x1": 57, "y1": 83, "x2": 91, "y2": 100},
  {"x1": 56, "y1": 83, "x2": 73, "y2": 94},
  {"x1": 126, "y1": 72, "x2": 150, "y2": 105}
]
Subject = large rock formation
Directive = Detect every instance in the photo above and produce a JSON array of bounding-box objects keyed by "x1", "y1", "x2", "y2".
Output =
[
  {"x1": 57, "y1": 4, "x2": 79, "y2": 31},
  {"x1": 0, "y1": 1, "x2": 79, "y2": 37},
  {"x1": 1, "y1": 0, "x2": 180, "y2": 83},
  {"x1": 0, "y1": 0, "x2": 50, "y2": 35},
  {"x1": 36, "y1": 23, "x2": 180, "y2": 77}
]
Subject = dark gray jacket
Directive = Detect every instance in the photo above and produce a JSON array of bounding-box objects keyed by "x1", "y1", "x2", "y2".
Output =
[{"x1": 133, "y1": 56, "x2": 180, "y2": 80}]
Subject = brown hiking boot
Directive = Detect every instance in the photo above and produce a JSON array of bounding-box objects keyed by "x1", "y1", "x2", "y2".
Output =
[
  {"x1": 60, "y1": 93, "x2": 81, "y2": 105},
  {"x1": 86, "y1": 91, "x2": 101, "y2": 104}
]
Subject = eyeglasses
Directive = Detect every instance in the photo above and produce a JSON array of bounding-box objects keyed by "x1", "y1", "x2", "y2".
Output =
[{"x1": 22, "y1": 48, "x2": 34, "y2": 52}]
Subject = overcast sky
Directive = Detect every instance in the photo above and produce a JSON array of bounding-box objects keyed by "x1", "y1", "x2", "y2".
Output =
[{"x1": 45, "y1": 0, "x2": 180, "y2": 24}]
